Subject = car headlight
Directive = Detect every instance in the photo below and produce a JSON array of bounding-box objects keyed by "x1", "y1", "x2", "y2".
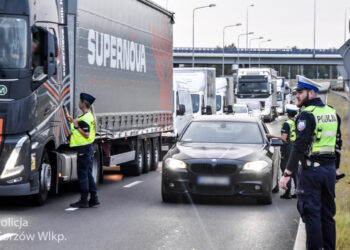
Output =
[
  {"x1": 243, "y1": 161, "x2": 268, "y2": 172},
  {"x1": 164, "y1": 158, "x2": 187, "y2": 170}
]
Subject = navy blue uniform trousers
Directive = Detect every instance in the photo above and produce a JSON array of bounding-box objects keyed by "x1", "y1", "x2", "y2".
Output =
[
  {"x1": 77, "y1": 144, "x2": 97, "y2": 199},
  {"x1": 297, "y1": 163, "x2": 336, "y2": 250}
]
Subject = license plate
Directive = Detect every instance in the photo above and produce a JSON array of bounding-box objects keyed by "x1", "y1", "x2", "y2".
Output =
[{"x1": 197, "y1": 176, "x2": 230, "y2": 186}]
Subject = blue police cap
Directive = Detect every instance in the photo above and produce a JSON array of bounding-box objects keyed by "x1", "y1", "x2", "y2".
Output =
[
  {"x1": 80, "y1": 93, "x2": 95, "y2": 105},
  {"x1": 295, "y1": 75, "x2": 321, "y2": 92}
]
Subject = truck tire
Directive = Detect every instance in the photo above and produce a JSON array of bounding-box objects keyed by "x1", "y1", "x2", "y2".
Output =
[
  {"x1": 151, "y1": 137, "x2": 160, "y2": 171},
  {"x1": 92, "y1": 144, "x2": 102, "y2": 185},
  {"x1": 143, "y1": 139, "x2": 152, "y2": 173},
  {"x1": 121, "y1": 140, "x2": 144, "y2": 176},
  {"x1": 33, "y1": 150, "x2": 52, "y2": 206}
]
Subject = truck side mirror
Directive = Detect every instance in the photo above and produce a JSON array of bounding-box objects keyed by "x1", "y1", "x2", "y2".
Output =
[
  {"x1": 201, "y1": 105, "x2": 212, "y2": 115},
  {"x1": 176, "y1": 104, "x2": 186, "y2": 116},
  {"x1": 224, "y1": 105, "x2": 233, "y2": 114},
  {"x1": 43, "y1": 30, "x2": 57, "y2": 76}
]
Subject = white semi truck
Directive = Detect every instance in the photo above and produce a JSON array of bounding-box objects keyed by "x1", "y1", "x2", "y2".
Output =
[
  {"x1": 236, "y1": 68, "x2": 278, "y2": 122},
  {"x1": 215, "y1": 77, "x2": 234, "y2": 114},
  {"x1": 173, "y1": 68, "x2": 216, "y2": 117}
]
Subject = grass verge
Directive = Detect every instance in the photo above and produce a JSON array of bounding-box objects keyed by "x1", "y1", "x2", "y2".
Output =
[{"x1": 328, "y1": 92, "x2": 350, "y2": 249}]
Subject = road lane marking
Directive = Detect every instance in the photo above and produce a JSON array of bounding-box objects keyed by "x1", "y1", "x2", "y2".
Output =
[
  {"x1": 123, "y1": 181, "x2": 143, "y2": 188},
  {"x1": 293, "y1": 218, "x2": 306, "y2": 250},
  {"x1": 65, "y1": 208, "x2": 79, "y2": 211},
  {"x1": 0, "y1": 233, "x2": 17, "y2": 241}
]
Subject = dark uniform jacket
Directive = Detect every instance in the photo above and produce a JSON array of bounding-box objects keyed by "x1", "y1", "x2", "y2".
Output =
[{"x1": 285, "y1": 98, "x2": 342, "y2": 173}]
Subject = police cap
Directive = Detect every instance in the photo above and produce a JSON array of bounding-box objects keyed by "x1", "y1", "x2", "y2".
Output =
[
  {"x1": 80, "y1": 93, "x2": 95, "y2": 105},
  {"x1": 295, "y1": 75, "x2": 321, "y2": 92}
]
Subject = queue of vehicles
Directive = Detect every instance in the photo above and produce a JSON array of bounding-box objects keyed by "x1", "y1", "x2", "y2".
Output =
[{"x1": 0, "y1": 0, "x2": 290, "y2": 206}]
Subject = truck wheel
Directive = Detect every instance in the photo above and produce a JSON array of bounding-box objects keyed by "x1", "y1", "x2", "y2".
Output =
[
  {"x1": 33, "y1": 151, "x2": 52, "y2": 206},
  {"x1": 151, "y1": 138, "x2": 160, "y2": 171},
  {"x1": 121, "y1": 140, "x2": 144, "y2": 176},
  {"x1": 92, "y1": 145, "x2": 102, "y2": 185},
  {"x1": 143, "y1": 140, "x2": 152, "y2": 173}
]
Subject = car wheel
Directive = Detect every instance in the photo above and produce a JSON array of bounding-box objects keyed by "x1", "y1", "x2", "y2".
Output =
[
  {"x1": 272, "y1": 159, "x2": 280, "y2": 193},
  {"x1": 162, "y1": 187, "x2": 178, "y2": 203},
  {"x1": 33, "y1": 151, "x2": 52, "y2": 206},
  {"x1": 143, "y1": 140, "x2": 152, "y2": 173},
  {"x1": 258, "y1": 193, "x2": 272, "y2": 205},
  {"x1": 150, "y1": 137, "x2": 160, "y2": 171}
]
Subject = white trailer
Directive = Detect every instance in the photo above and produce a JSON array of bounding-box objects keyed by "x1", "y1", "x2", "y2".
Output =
[
  {"x1": 236, "y1": 68, "x2": 278, "y2": 122},
  {"x1": 173, "y1": 68, "x2": 216, "y2": 116},
  {"x1": 215, "y1": 77, "x2": 234, "y2": 114}
]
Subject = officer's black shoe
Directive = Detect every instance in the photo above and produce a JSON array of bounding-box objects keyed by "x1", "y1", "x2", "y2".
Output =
[
  {"x1": 89, "y1": 195, "x2": 100, "y2": 207},
  {"x1": 70, "y1": 199, "x2": 89, "y2": 208},
  {"x1": 280, "y1": 193, "x2": 291, "y2": 199},
  {"x1": 336, "y1": 173, "x2": 345, "y2": 181},
  {"x1": 291, "y1": 194, "x2": 297, "y2": 199}
]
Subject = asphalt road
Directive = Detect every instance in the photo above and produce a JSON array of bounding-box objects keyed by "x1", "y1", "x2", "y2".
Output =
[{"x1": 0, "y1": 116, "x2": 300, "y2": 250}]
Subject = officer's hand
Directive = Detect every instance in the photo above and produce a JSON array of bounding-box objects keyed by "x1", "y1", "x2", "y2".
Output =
[
  {"x1": 73, "y1": 119, "x2": 78, "y2": 127},
  {"x1": 280, "y1": 176, "x2": 290, "y2": 190}
]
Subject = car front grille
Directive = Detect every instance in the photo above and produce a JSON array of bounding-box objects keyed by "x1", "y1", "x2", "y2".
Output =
[{"x1": 190, "y1": 163, "x2": 237, "y2": 175}]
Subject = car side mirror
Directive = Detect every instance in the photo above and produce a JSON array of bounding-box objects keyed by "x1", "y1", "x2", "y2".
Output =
[
  {"x1": 176, "y1": 104, "x2": 186, "y2": 116},
  {"x1": 270, "y1": 138, "x2": 283, "y2": 146}
]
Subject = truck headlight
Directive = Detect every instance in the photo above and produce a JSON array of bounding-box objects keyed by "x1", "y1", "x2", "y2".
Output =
[
  {"x1": 1, "y1": 136, "x2": 28, "y2": 179},
  {"x1": 164, "y1": 158, "x2": 187, "y2": 170},
  {"x1": 243, "y1": 161, "x2": 268, "y2": 172}
]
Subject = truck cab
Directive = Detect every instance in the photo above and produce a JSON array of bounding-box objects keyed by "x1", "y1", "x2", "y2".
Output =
[
  {"x1": 235, "y1": 68, "x2": 277, "y2": 122},
  {"x1": 215, "y1": 77, "x2": 234, "y2": 114}
]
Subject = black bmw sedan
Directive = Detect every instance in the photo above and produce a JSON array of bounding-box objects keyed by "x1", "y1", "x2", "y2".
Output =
[{"x1": 161, "y1": 115, "x2": 282, "y2": 205}]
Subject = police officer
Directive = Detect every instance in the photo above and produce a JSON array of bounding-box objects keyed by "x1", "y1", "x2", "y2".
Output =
[
  {"x1": 267, "y1": 104, "x2": 299, "y2": 199},
  {"x1": 280, "y1": 75, "x2": 341, "y2": 250},
  {"x1": 69, "y1": 93, "x2": 100, "y2": 208}
]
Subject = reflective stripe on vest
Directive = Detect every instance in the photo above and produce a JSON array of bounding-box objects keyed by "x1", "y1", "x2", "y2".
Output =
[
  {"x1": 303, "y1": 105, "x2": 337, "y2": 155},
  {"x1": 69, "y1": 111, "x2": 96, "y2": 147}
]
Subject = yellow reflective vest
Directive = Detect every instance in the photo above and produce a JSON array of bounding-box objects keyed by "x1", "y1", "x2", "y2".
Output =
[
  {"x1": 69, "y1": 111, "x2": 95, "y2": 147},
  {"x1": 303, "y1": 105, "x2": 337, "y2": 155}
]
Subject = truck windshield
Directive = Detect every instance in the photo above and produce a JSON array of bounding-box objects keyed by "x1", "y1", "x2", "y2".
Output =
[
  {"x1": 0, "y1": 17, "x2": 27, "y2": 69},
  {"x1": 237, "y1": 76, "x2": 269, "y2": 94},
  {"x1": 191, "y1": 94, "x2": 200, "y2": 113}
]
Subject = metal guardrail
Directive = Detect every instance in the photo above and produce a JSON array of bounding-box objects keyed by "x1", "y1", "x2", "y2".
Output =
[{"x1": 174, "y1": 47, "x2": 340, "y2": 55}]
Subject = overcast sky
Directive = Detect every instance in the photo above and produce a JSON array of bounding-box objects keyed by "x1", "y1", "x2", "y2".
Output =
[{"x1": 152, "y1": 0, "x2": 350, "y2": 49}]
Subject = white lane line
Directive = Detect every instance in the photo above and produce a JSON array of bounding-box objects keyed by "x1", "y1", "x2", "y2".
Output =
[
  {"x1": 293, "y1": 218, "x2": 306, "y2": 250},
  {"x1": 123, "y1": 181, "x2": 143, "y2": 188},
  {"x1": 0, "y1": 233, "x2": 17, "y2": 241},
  {"x1": 65, "y1": 208, "x2": 79, "y2": 211}
]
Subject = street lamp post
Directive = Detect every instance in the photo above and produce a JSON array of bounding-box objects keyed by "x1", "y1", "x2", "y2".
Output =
[
  {"x1": 246, "y1": 3, "x2": 254, "y2": 49},
  {"x1": 313, "y1": 0, "x2": 316, "y2": 57},
  {"x1": 192, "y1": 4, "x2": 216, "y2": 68},
  {"x1": 345, "y1": 7, "x2": 350, "y2": 42},
  {"x1": 258, "y1": 39, "x2": 272, "y2": 68},
  {"x1": 237, "y1": 32, "x2": 254, "y2": 68},
  {"x1": 222, "y1": 23, "x2": 242, "y2": 76},
  {"x1": 249, "y1": 36, "x2": 263, "y2": 67}
]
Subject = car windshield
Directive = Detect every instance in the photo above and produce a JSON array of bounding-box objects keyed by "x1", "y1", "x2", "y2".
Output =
[
  {"x1": 191, "y1": 94, "x2": 200, "y2": 113},
  {"x1": 233, "y1": 106, "x2": 248, "y2": 113},
  {"x1": 216, "y1": 95, "x2": 221, "y2": 111},
  {"x1": 0, "y1": 17, "x2": 27, "y2": 69},
  {"x1": 180, "y1": 121, "x2": 263, "y2": 144}
]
